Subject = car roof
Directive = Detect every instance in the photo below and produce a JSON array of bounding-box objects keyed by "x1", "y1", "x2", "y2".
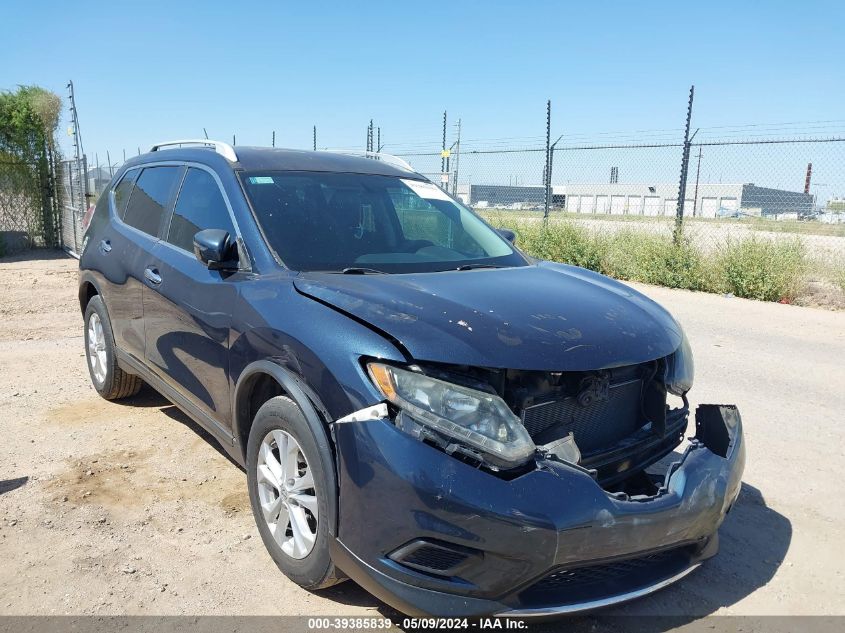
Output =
[{"x1": 122, "y1": 146, "x2": 423, "y2": 179}]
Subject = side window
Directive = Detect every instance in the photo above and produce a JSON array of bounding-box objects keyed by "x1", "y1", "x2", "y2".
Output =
[
  {"x1": 112, "y1": 168, "x2": 139, "y2": 219},
  {"x1": 122, "y1": 166, "x2": 181, "y2": 237},
  {"x1": 166, "y1": 168, "x2": 235, "y2": 252}
]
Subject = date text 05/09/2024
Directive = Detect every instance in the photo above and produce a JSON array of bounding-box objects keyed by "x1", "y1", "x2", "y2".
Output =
[{"x1": 306, "y1": 617, "x2": 528, "y2": 630}]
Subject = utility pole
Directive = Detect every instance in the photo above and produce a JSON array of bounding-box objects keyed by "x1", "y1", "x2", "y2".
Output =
[
  {"x1": 441, "y1": 110, "x2": 447, "y2": 190},
  {"x1": 453, "y1": 118, "x2": 462, "y2": 196},
  {"x1": 377, "y1": 127, "x2": 382, "y2": 152},
  {"x1": 272, "y1": 130, "x2": 275, "y2": 147},
  {"x1": 313, "y1": 125, "x2": 317, "y2": 151},
  {"x1": 674, "y1": 85, "x2": 694, "y2": 244}
]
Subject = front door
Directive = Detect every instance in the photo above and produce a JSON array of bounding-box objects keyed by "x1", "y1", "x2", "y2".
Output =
[{"x1": 142, "y1": 166, "x2": 241, "y2": 433}]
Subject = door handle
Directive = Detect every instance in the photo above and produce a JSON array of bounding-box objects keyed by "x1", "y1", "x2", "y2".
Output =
[
  {"x1": 99, "y1": 239, "x2": 112, "y2": 253},
  {"x1": 144, "y1": 267, "x2": 162, "y2": 285}
]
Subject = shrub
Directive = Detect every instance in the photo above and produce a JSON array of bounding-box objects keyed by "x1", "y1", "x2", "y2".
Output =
[
  {"x1": 601, "y1": 230, "x2": 709, "y2": 291},
  {"x1": 715, "y1": 236, "x2": 807, "y2": 302},
  {"x1": 483, "y1": 213, "x2": 810, "y2": 304}
]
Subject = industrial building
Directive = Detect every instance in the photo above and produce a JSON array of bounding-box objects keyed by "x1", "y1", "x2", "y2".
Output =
[{"x1": 458, "y1": 182, "x2": 814, "y2": 218}]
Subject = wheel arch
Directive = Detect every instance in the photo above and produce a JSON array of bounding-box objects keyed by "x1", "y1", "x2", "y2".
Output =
[
  {"x1": 78, "y1": 277, "x2": 101, "y2": 315},
  {"x1": 234, "y1": 360, "x2": 338, "y2": 536}
]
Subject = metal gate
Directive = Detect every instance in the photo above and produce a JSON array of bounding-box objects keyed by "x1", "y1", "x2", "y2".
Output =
[{"x1": 59, "y1": 156, "x2": 88, "y2": 256}]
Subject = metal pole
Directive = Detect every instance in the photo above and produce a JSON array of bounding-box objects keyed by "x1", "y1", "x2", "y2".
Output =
[
  {"x1": 453, "y1": 118, "x2": 461, "y2": 196},
  {"x1": 203, "y1": 128, "x2": 209, "y2": 139},
  {"x1": 674, "y1": 85, "x2": 694, "y2": 244},
  {"x1": 272, "y1": 130, "x2": 275, "y2": 147},
  {"x1": 441, "y1": 110, "x2": 447, "y2": 187},
  {"x1": 692, "y1": 146, "x2": 702, "y2": 216},
  {"x1": 377, "y1": 127, "x2": 381, "y2": 152},
  {"x1": 233, "y1": 134, "x2": 236, "y2": 146},
  {"x1": 106, "y1": 151, "x2": 113, "y2": 178},
  {"x1": 544, "y1": 100, "x2": 551, "y2": 221},
  {"x1": 313, "y1": 125, "x2": 317, "y2": 151}
]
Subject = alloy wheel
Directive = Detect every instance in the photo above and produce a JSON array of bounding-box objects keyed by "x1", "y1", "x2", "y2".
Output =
[
  {"x1": 86, "y1": 312, "x2": 108, "y2": 386},
  {"x1": 256, "y1": 429, "x2": 319, "y2": 559}
]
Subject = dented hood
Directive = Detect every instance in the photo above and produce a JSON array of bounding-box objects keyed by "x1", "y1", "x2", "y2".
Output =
[{"x1": 294, "y1": 262, "x2": 683, "y2": 371}]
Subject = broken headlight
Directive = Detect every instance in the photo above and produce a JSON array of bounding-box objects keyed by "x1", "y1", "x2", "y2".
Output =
[
  {"x1": 367, "y1": 363, "x2": 535, "y2": 468},
  {"x1": 665, "y1": 328, "x2": 695, "y2": 396}
]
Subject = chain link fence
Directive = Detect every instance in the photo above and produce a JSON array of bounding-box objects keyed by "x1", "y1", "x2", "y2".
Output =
[
  {"x1": 0, "y1": 155, "x2": 63, "y2": 256},
  {"x1": 392, "y1": 136, "x2": 845, "y2": 304}
]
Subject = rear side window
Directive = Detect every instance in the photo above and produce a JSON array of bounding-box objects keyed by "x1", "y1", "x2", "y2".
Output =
[
  {"x1": 166, "y1": 168, "x2": 235, "y2": 252},
  {"x1": 122, "y1": 166, "x2": 181, "y2": 237},
  {"x1": 112, "y1": 168, "x2": 139, "y2": 219}
]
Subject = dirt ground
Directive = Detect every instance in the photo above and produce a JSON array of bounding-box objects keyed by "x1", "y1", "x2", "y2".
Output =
[{"x1": 1, "y1": 251, "x2": 843, "y2": 621}]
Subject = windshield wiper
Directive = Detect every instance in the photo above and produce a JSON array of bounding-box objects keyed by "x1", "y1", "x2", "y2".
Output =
[
  {"x1": 340, "y1": 267, "x2": 388, "y2": 275},
  {"x1": 454, "y1": 263, "x2": 505, "y2": 271}
]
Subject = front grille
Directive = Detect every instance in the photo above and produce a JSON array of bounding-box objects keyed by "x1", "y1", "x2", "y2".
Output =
[
  {"x1": 521, "y1": 379, "x2": 642, "y2": 453},
  {"x1": 530, "y1": 549, "x2": 677, "y2": 592},
  {"x1": 518, "y1": 546, "x2": 693, "y2": 607}
]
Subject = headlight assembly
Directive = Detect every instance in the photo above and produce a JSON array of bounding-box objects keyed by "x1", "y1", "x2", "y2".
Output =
[
  {"x1": 367, "y1": 363, "x2": 535, "y2": 469},
  {"x1": 665, "y1": 328, "x2": 695, "y2": 396}
]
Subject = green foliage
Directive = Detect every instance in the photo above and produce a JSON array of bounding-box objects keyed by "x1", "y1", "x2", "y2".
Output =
[
  {"x1": 483, "y1": 213, "x2": 811, "y2": 304},
  {"x1": 716, "y1": 236, "x2": 806, "y2": 302},
  {"x1": 601, "y1": 231, "x2": 709, "y2": 291},
  {"x1": 0, "y1": 85, "x2": 61, "y2": 161}
]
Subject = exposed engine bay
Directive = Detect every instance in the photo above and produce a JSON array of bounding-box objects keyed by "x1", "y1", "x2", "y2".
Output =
[{"x1": 412, "y1": 358, "x2": 689, "y2": 491}]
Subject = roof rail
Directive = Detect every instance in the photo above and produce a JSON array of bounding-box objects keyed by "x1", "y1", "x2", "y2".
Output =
[
  {"x1": 149, "y1": 139, "x2": 238, "y2": 162},
  {"x1": 321, "y1": 149, "x2": 414, "y2": 172}
]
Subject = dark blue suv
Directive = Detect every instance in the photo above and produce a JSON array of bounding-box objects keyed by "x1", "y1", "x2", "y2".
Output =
[{"x1": 78, "y1": 140, "x2": 744, "y2": 617}]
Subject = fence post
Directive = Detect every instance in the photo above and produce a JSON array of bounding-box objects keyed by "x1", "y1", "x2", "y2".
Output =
[
  {"x1": 674, "y1": 85, "x2": 694, "y2": 244},
  {"x1": 543, "y1": 100, "x2": 551, "y2": 222}
]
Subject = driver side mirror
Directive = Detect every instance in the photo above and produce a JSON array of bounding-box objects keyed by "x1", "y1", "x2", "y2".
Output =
[
  {"x1": 193, "y1": 229, "x2": 238, "y2": 270},
  {"x1": 496, "y1": 228, "x2": 516, "y2": 244}
]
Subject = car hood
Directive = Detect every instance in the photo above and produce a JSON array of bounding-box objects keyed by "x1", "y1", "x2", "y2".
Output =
[{"x1": 294, "y1": 262, "x2": 683, "y2": 371}]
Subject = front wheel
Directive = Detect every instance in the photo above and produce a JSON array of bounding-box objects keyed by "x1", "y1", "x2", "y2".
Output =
[{"x1": 246, "y1": 396, "x2": 343, "y2": 589}]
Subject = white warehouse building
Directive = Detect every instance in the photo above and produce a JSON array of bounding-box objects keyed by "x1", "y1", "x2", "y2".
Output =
[
  {"x1": 559, "y1": 182, "x2": 748, "y2": 217},
  {"x1": 457, "y1": 182, "x2": 814, "y2": 218}
]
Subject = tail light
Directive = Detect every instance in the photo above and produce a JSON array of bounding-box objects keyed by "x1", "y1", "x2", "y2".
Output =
[{"x1": 81, "y1": 203, "x2": 96, "y2": 233}]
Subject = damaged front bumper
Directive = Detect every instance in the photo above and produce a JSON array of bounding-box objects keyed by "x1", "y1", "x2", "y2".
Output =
[{"x1": 330, "y1": 404, "x2": 744, "y2": 617}]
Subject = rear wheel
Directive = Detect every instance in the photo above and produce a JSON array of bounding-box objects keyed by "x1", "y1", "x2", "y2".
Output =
[
  {"x1": 247, "y1": 396, "x2": 342, "y2": 589},
  {"x1": 84, "y1": 295, "x2": 143, "y2": 400}
]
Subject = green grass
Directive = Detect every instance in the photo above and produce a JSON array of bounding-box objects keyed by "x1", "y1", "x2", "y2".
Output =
[
  {"x1": 483, "y1": 212, "x2": 813, "y2": 303},
  {"x1": 480, "y1": 207, "x2": 845, "y2": 238}
]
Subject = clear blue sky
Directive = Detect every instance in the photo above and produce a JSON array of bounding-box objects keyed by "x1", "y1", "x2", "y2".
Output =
[{"x1": 2, "y1": 0, "x2": 844, "y2": 163}]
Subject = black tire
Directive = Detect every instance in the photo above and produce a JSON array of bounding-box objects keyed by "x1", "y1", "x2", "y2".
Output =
[
  {"x1": 246, "y1": 395, "x2": 343, "y2": 590},
  {"x1": 83, "y1": 295, "x2": 143, "y2": 400}
]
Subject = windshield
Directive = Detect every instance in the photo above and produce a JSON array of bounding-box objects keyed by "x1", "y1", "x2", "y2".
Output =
[{"x1": 239, "y1": 171, "x2": 527, "y2": 273}]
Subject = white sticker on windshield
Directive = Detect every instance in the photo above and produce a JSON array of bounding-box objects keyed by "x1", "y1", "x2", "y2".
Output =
[
  {"x1": 400, "y1": 179, "x2": 453, "y2": 201},
  {"x1": 249, "y1": 176, "x2": 274, "y2": 184}
]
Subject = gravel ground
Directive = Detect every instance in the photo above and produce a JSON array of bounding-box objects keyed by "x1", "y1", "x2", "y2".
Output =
[{"x1": 0, "y1": 251, "x2": 843, "y2": 620}]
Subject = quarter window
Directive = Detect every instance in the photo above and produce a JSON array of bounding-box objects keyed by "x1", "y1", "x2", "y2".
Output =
[
  {"x1": 112, "y1": 168, "x2": 139, "y2": 219},
  {"x1": 122, "y1": 166, "x2": 181, "y2": 237},
  {"x1": 167, "y1": 168, "x2": 235, "y2": 253}
]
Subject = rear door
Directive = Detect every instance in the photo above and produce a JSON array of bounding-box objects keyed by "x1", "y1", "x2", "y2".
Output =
[
  {"x1": 105, "y1": 165, "x2": 182, "y2": 362},
  {"x1": 142, "y1": 166, "x2": 241, "y2": 433}
]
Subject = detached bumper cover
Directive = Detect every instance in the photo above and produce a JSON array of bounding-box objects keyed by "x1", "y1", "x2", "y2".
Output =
[{"x1": 331, "y1": 404, "x2": 744, "y2": 617}]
